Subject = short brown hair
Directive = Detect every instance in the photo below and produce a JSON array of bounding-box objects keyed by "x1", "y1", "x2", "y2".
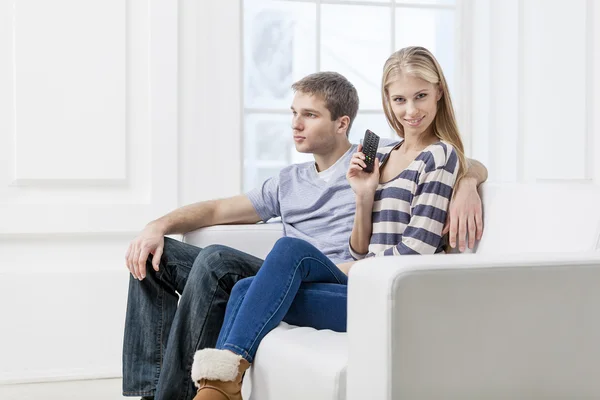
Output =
[{"x1": 292, "y1": 72, "x2": 359, "y2": 137}]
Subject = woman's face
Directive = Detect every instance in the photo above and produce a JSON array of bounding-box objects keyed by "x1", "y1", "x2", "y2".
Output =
[{"x1": 387, "y1": 73, "x2": 441, "y2": 138}]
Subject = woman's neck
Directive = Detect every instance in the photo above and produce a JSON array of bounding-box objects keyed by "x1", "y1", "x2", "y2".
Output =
[{"x1": 401, "y1": 131, "x2": 438, "y2": 153}]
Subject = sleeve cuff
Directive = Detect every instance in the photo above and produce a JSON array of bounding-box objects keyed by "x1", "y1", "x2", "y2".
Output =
[
  {"x1": 349, "y1": 239, "x2": 369, "y2": 260},
  {"x1": 245, "y1": 188, "x2": 272, "y2": 222}
]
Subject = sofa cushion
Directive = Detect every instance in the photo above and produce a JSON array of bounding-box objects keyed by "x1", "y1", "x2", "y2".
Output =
[
  {"x1": 242, "y1": 322, "x2": 348, "y2": 400},
  {"x1": 475, "y1": 183, "x2": 600, "y2": 254}
]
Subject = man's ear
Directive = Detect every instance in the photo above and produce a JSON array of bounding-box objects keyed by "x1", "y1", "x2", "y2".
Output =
[{"x1": 337, "y1": 115, "x2": 350, "y2": 135}]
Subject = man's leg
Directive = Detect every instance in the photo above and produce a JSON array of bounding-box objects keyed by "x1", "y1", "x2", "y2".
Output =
[
  {"x1": 154, "y1": 244, "x2": 264, "y2": 400},
  {"x1": 122, "y1": 237, "x2": 201, "y2": 398}
]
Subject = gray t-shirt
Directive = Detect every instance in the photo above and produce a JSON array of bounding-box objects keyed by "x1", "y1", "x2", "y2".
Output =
[{"x1": 246, "y1": 145, "x2": 358, "y2": 264}]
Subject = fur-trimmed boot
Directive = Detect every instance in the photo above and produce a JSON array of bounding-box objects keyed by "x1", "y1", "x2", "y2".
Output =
[{"x1": 191, "y1": 349, "x2": 250, "y2": 400}]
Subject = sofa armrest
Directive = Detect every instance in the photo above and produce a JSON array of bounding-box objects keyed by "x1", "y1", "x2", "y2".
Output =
[
  {"x1": 182, "y1": 223, "x2": 283, "y2": 259},
  {"x1": 346, "y1": 252, "x2": 600, "y2": 399}
]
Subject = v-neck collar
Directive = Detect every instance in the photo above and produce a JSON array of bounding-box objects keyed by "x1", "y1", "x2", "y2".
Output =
[{"x1": 379, "y1": 139, "x2": 442, "y2": 185}]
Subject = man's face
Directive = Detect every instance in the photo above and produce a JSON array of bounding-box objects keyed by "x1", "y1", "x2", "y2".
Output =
[{"x1": 290, "y1": 92, "x2": 339, "y2": 155}]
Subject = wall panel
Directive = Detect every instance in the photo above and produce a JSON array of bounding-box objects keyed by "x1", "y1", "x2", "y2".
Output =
[
  {"x1": 13, "y1": 0, "x2": 126, "y2": 182},
  {"x1": 522, "y1": 0, "x2": 588, "y2": 181},
  {"x1": 0, "y1": 0, "x2": 181, "y2": 384},
  {"x1": 0, "y1": 0, "x2": 177, "y2": 234},
  {"x1": 470, "y1": 0, "x2": 598, "y2": 183}
]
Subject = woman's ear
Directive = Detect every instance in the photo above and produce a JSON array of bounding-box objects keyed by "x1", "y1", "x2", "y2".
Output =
[{"x1": 436, "y1": 87, "x2": 443, "y2": 101}]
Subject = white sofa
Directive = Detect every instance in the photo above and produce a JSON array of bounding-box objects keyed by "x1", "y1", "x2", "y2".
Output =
[{"x1": 184, "y1": 183, "x2": 600, "y2": 399}]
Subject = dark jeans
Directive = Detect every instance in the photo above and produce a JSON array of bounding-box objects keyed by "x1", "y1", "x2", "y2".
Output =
[
  {"x1": 122, "y1": 237, "x2": 263, "y2": 400},
  {"x1": 216, "y1": 237, "x2": 348, "y2": 363}
]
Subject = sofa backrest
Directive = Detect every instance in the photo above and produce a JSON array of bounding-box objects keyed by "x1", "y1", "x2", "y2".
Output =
[
  {"x1": 473, "y1": 183, "x2": 600, "y2": 255},
  {"x1": 183, "y1": 222, "x2": 283, "y2": 259},
  {"x1": 184, "y1": 183, "x2": 600, "y2": 258}
]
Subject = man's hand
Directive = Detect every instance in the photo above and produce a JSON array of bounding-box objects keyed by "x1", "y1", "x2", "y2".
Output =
[
  {"x1": 125, "y1": 222, "x2": 166, "y2": 280},
  {"x1": 442, "y1": 178, "x2": 483, "y2": 252}
]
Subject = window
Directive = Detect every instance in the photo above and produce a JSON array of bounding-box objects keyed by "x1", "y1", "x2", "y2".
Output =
[{"x1": 243, "y1": 0, "x2": 458, "y2": 191}]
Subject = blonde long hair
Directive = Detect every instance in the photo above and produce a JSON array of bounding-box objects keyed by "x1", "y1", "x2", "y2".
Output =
[{"x1": 381, "y1": 46, "x2": 467, "y2": 179}]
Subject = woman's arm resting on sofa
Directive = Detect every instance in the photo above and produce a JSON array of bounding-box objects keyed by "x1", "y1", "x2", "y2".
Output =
[{"x1": 443, "y1": 158, "x2": 488, "y2": 252}]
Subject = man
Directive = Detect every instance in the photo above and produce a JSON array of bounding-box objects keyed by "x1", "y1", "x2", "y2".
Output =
[{"x1": 122, "y1": 72, "x2": 487, "y2": 400}]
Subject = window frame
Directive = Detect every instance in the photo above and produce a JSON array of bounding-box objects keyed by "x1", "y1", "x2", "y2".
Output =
[{"x1": 240, "y1": 0, "x2": 472, "y2": 192}]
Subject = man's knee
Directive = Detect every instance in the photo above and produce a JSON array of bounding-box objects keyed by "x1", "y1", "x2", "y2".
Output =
[
  {"x1": 143, "y1": 236, "x2": 188, "y2": 269},
  {"x1": 186, "y1": 244, "x2": 260, "y2": 294},
  {"x1": 193, "y1": 244, "x2": 235, "y2": 272},
  {"x1": 184, "y1": 245, "x2": 235, "y2": 288}
]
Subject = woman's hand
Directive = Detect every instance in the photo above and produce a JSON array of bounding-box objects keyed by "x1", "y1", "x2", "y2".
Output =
[
  {"x1": 442, "y1": 177, "x2": 483, "y2": 252},
  {"x1": 336, "y1": 261, "x2": 356, "y2": 275},
  {"x1": 346, "y1": 144, "x2": 380, "y2": 199}
]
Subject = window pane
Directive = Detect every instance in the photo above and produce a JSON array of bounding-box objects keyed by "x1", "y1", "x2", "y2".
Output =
[
  {"x1": 245, "y1": 166, "x2": 282, "y2": 193},
  {"x1": 349, "y1": 113, "x2": 396, "y2": 146},
  {"x1": 395, "y1": 8, "x2": 455, "y2": 94},
  {"x1": 243, "y1": 114, "x2": 292, "y2": 191},
  {"x1": 397, "y1": 0, "x2": 455, "y2": 5},
  {"x1": 242, "y1": 3, "x2": 459, "y2": 191},
  {"x1": 244, "y1": 0, "x2": 316, "y2": 109},
  {"x1": 290, "y1": 146, "x2": 315, "y2": 165},
  {"x1": 342, "y1": 0, "x2": 391, "y2": 2},
  {"x1": 321, "y1": 5, "x2": 391, "y2": 110}
]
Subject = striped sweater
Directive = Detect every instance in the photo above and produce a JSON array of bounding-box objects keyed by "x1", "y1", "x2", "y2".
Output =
[{"x1": 349, "y1": 139, "x2": 459, "y2": 259}]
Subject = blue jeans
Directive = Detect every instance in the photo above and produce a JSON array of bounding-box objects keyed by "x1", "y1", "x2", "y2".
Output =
[
  {"x1": 216, "y1": 237, "x2": 348, "y2": 363},
  {"x1": 122, "y1": 237, "x2": 263, "y2": 400}
]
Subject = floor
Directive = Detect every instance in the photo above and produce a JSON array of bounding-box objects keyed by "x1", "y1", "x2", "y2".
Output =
[{"x1": 0, "y1": 378, "x2": 126, "y2": 400}]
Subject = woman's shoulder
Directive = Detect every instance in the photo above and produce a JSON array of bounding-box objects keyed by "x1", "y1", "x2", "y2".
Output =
[
  {"x1": 418, "y1": 140, "x2": 458, "y2": 172},
  {"x1": 426, "y1": 140, "x2": 457, "y2": 163}
]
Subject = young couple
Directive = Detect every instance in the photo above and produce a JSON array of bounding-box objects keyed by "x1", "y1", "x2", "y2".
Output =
[{"x1": 122, "y1": 46, "x2": 487, "y2": 400}]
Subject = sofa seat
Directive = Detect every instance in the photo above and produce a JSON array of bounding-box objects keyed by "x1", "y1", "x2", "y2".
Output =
[
  {"x1": 243, "y1": 323, "x2": 348, "y2": 400},
  {"x1": 184, "y1": 183, "x2": 600, "y2": 399}
]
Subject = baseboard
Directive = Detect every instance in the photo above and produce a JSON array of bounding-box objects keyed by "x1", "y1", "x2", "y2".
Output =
[{"x1": 0, "y1": 368, "x2": 121, "y2": 385}]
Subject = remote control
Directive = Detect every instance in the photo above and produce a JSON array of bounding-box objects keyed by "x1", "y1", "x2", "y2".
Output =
[{"x1": 361, "y1": 129, "x2": 380, "y2": 173}]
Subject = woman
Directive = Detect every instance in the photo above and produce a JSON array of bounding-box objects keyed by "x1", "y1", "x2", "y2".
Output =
[{"x1": 189, "y1": 46, "x2": 467, "y2": 400}]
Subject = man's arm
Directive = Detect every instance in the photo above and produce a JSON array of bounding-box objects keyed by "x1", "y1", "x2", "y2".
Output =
[
  {"x1": 462, "y1": 158, "x2": 488, "y2": 186},
  {"x1": 126, "y1": 195, "x2": 261, "y2": 280},
  {"x1": 443, "y1": 158, "x2": 488, "y2": 252},
  {"x1": 153, "y1": 195, "x2": 261, "y2": 235}
]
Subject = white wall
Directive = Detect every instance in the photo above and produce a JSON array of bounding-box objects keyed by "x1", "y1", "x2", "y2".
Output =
[
  {"x1": 0, "y1": 0, "x2": 242, "y2": 384},
  {"x1": 0, "y1": 0, "x2": 598, "y2": 384},
  {"x1": 468, "y1": 0, "x2": 600, "y2": 184}
]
